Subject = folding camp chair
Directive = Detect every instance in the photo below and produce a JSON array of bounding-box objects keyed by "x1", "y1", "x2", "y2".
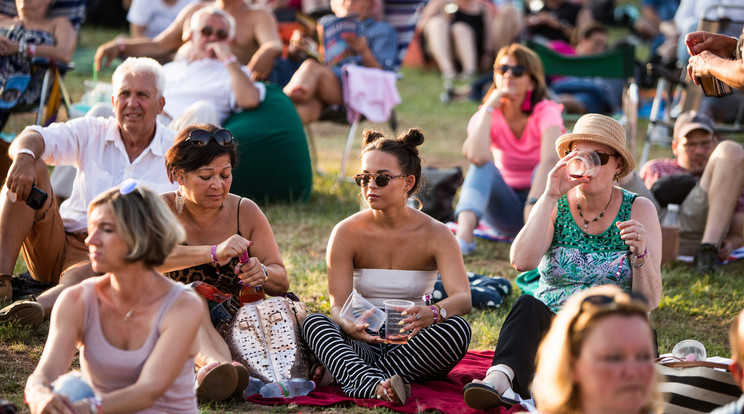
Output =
[
  {"x1": 304, "y1": 0, "x2": 426, "y2": 186},
  {"x1": 0, "y1": 0, "x2": 83, "y2": 130},
  {"x1": 639, "y1": 4, "x2": 744, "y2": 166},
  {"x1": 526, "y1": 39, "x2": 640, "y2": 154}
]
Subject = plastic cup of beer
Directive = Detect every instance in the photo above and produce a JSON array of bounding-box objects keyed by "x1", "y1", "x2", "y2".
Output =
[
  {"x1": 567, "y1": 150, "x2": 601, "y2": 179},
  {"x1": 673, "y1": 339, "x2": 707, "y2": 362},
  {"x1": 383, "y1": 299, "x2": 414, "y2": 344},
  {"x1": 340, "y1": 289, "x2": 386, "y2": 332}
]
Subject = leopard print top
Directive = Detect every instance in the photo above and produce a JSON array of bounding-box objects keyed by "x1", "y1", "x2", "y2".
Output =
[{"x1": 166, "y1": 198, "x2": 244, "y2": 316}]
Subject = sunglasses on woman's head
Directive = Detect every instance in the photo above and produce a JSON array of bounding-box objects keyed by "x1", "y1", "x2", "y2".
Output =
[
  {"x1": 580, "y1": 291, "x2": 649, "y2": 312},
  {"x1": 199, "y1": 26, "x2": 229, "y2": 40},
  {"x1": 353, "y1": 173, "x2": 407, "y2": 187},
  {"x1": 186, "y1": 128, "x2": 234, "y2": 147},
  {"x1": 495, "y1": 64, "x2": 527, "y2": 77}
]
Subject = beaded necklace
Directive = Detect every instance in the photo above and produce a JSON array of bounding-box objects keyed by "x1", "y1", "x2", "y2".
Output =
[{"x1": 576, "y1": 190, "x2": 613, "y2": 231}]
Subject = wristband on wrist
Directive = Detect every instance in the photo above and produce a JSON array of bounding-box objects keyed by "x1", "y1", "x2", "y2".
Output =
[
  {"x1": 16, "y1": 148, "x2": 36, "y2": 160},
  {"x1": 28, "y1": 42, "x2": 36, "y2": 58},
  {"x1": 429, "y1": 305, "x2": 439, "y2": 323},
  {"x1": 633, "y1": 246, "x2": 648, "y2": 260},
  {"x1": 116, "y1": 38, "x2": 126, "y2": 53},
  {"x1": 85, "y1": 395, "x2": 102, "y2": 414},
  {"x1": 632, "y1": 256, "x2": 647, "y2": 268},
  {"x1": 210, "y1": 245, "x2": 220, "y2": 274},
  {"x1": 223, "y1": 55, "x2": 238, "y2": 66}
]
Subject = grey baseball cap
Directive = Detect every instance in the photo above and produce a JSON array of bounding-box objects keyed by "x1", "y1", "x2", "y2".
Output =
[{"x1": 674, "y1": 110, "x2": 714, "y2": 140}]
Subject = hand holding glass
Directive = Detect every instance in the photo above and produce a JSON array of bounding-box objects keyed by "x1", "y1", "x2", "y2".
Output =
[
  {"x1": 340, "y1": 289, "x2": 386, "y2": 332},
  {"x1": 384, "y1": 299, "x2": 415, "y2": 344},
  {"x1": 567, "y1": 150, "x2": 601, "y2": 179}
]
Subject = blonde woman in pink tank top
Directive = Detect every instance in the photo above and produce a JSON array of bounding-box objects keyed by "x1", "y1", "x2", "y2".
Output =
[{"x1": 25, "y1": 181, "x2": 202, "y2": 414}]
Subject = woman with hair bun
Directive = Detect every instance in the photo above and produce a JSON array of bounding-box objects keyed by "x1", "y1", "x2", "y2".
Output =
[{"x1": 301, "y1": 128, "x2": 472, "y2": 405}]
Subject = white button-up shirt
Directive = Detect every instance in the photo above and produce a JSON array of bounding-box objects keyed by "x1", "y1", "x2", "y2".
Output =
[{"x1": 28, "y1": 116, "x2": 177, "y2": 233}]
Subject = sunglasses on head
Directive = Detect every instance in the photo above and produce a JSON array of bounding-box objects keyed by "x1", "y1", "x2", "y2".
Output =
[
  {"x1": 495, "y1": 64, "x2": 527, "y2": 77},
  {"x1": 570, "y1": 291, "x2": 649, "y2": 333},
  {"x1": 200, "y1": 26, "x2": 229, "y2": 40},
  {"x1": 353, "y1": 173, "x2": 407, "y2": 187},
  {"x1": 186, "y1": 128, "x2": 234, "y2": 147}
]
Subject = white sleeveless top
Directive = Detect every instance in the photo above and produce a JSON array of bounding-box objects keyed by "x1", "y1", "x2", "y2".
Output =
[{"x1": 353, "y1": 268, "x2": 438, "y2": 307}]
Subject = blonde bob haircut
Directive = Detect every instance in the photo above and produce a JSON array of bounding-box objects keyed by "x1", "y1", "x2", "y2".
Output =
[
  {"x1": 532, "y1": 285, "x2": 662, "y2": 414},
  {"x1": 88, "y1": 181, "x2": 185, "y2": 268}
]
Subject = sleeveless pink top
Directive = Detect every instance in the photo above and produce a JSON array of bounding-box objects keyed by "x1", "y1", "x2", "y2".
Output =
[{"x1": 79, "y1": 278, "x2": 198, "y2": 413}]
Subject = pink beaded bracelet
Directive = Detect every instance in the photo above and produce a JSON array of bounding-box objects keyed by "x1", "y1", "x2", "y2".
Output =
[
  {"x1": 211, "y1": 245, "x2": 220, "y2": 274},
  {"x1": 634, "y1": 246, "x2": 648, "y2": 260}
]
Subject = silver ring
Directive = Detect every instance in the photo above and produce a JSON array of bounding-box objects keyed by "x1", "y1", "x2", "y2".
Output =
[
  {"x1": 635, "y1": 233, "x2": 640, "y2": 241},
  {"x1": 416, "y1": 314, "x2": 422, "y2": 320}
]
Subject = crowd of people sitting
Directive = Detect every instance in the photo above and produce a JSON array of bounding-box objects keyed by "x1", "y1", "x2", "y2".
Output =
[{"x1": 0, "y1": 0, "x2": 744, "y2": 412}]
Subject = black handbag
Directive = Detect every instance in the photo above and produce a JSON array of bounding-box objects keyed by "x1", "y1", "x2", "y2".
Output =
[{"x1": 418, "y1": 166, "x2": 463, "y2": 222}]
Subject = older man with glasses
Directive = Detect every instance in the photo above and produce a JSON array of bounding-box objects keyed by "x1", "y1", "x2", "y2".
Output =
[
  {"x1": 158, "y1": 7, "x2": 266, "y2": 130},
  {"x1": 0, "y1": 57, "x2": 177, "y2": 327},
  {"x1": 640, "y1": 110, "x2": 744, "y2": 273}
]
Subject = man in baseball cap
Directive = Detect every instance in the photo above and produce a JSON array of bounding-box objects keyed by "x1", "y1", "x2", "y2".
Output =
[{"x1": 640, "y1": 110, "x2": 744, "y2": 273}]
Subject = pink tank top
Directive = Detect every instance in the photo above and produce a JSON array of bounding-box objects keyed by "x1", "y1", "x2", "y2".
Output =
[{"x1": 79, "y1": 278, "x2": 198, "y2": 413}]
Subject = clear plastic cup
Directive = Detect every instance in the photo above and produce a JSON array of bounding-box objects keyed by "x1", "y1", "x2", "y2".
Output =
[
  {"x1": 383, "y1": 299, "x2": 414, "y2": 344},
  {"x1": 567, "y1": 150, "x2": 601, "y2": 179},
  {"x1": 340, "y1": 289, "x2": 386, "y2": 332},
  {"x1": 672, "y1": 339, "x2": 707, "y2": 362}
]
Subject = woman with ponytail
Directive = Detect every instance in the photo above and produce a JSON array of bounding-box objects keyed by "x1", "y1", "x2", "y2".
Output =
[
  {"x1": 455, "y1": 43, "x2": 565, "y2": 255},
  {"x1": 301, "y1": 128, "x2": 472, "y2": 405}
]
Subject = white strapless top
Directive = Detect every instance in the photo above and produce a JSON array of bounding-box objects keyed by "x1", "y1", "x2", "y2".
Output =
[{"x1": 353, "y1": 268, "x2": 438, "y2": 308}]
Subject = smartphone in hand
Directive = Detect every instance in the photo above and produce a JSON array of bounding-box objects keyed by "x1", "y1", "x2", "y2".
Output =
[{"x1": 26, "y1": 186, "x2": 48, "y2": 210}]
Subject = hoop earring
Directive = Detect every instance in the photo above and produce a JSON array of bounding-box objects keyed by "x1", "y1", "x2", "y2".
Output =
[
  {"x1": 175, "y1": 187, "x2": 185, "y2": 215},
  {"x1": 521, "y1": 90, "x2": 533, "y2": 112}
]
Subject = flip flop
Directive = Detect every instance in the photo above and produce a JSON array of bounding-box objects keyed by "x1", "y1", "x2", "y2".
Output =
[
  {"x1": 389, "y1": 375, "x2": 410, "y2": 405},
  {"x1": 463, "y1": 381, "x2": 519, "y2": 410},
  {"x1": 231, "y1": 363, "x2": 251, "y2": 399},
  {"x1": 196, "y1": 362, "x2": 238, "y2": 403}
]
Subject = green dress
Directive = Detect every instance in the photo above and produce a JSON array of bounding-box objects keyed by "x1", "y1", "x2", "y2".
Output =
[
  {"x1": 535, "y1": 188, "x2": 637, "y2": 312},
  {"x1": 224, "y1": 83, "x2": 313, "y2": 203}
]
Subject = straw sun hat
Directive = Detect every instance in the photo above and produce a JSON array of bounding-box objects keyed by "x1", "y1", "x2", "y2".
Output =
[{"x1": 555, "y1": 113, "x2": 635, "y2": 179}]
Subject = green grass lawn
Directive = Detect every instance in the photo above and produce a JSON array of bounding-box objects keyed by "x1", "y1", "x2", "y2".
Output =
[{"x1": 2, "y1": 22, "x2": 744, "y2": 414}]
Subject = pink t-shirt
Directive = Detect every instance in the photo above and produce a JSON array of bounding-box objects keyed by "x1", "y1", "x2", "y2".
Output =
[{"x1": 467, "y1": 100, "x2": 564, "y2": 190}]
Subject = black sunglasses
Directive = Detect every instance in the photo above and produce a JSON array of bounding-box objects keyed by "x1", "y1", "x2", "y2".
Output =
[
  {"x1": 564, "y1": 150, "x2": 620, "y2": 165},
  {"x1": 186, "y1": 128, "x2": 234, "y2": 147},
  {"x1": 495, "y1": 64, "x2": 527, "y2": 77},
  {"x1": 200, "y1": 26, "x2": 229, "y2": 40},
  {"x1": 580, "y1": 291, "x2": 648, "y2": 311},
  {"x1": 353, "y1": 173, "x2": 407, "y2": 187}
]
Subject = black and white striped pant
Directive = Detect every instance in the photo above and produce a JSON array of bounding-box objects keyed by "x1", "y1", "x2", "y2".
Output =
[{"x1": 302, "y1": 313, "x2": 471, "y2": 398}]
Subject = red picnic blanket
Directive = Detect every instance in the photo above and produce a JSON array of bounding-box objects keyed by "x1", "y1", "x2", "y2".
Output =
[{"x1": 245, "y1": 350, "x2": 524, "y2": 413}]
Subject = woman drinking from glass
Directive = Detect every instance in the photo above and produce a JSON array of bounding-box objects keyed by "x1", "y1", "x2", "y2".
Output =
[{"x1": 464, "y1": 113, "x2": 662, "y2": 410}]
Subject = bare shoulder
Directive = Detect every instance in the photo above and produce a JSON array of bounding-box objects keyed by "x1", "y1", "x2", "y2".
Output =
[
  {"x1": 166, "y1": 281, "x2": 204, "y2": 317},
  {"x1": 630, "y1": 195, "x2": 658, "y2": 220},
  {"x1": 410, "y1": 208, "x2": 456, "y2": 239},
  {"x1": 331, "y1": 210, "x2": 370, "y2": 238}
]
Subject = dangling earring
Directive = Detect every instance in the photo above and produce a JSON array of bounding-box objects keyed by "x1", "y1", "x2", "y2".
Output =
[
  {"x1": 613, "y1": 173, "x2": 620, "y2": 182},
  {"x1": 521, "y1": 90, "x2": 533, "y2": 112},
  {"x1": 175, "y1": 186, "x2": 185, "y2": 215}
]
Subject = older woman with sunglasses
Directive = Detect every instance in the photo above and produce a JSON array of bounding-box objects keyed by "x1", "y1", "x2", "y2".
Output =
[
  {"x1": 532, "y1": 285, "x2": 662, "y2": 414},
  {"x1": 26, "y1": 181, "x2": 202, "y2": 414},
  {"x1": 301, "y1": 128, "x2": 472, "y2": 405},
  {"x1": 454, "y1": 43, "x2": 564, "y2": 255},
  {"x1": 158, "y1": 123, "x2": 289, "y2": 402},
  {"x1": 464, "y1": 113, "x2": 662, "y2": 410}
]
